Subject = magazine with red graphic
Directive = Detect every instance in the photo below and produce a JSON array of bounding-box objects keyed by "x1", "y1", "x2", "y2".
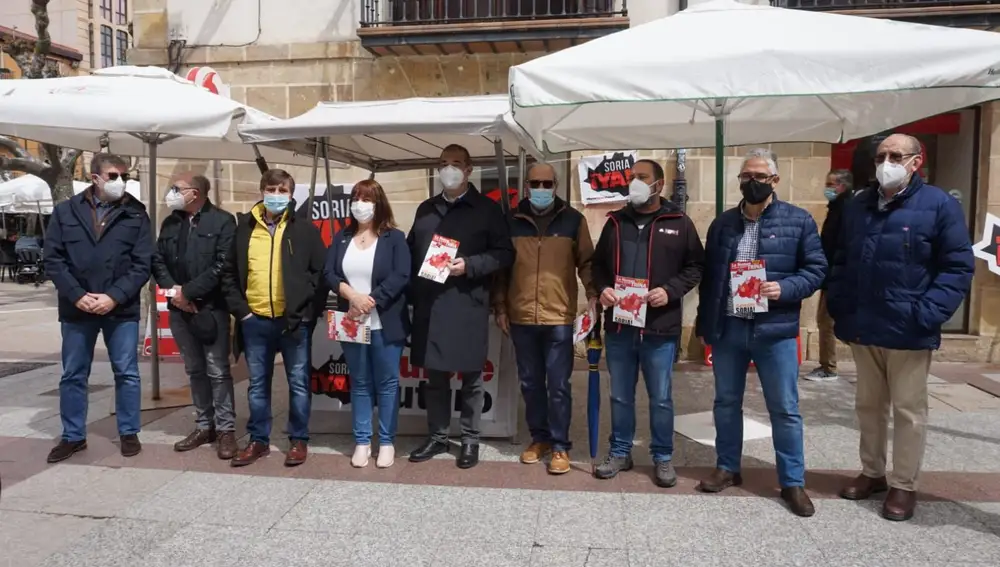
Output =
[
  {"x1": 730, "y1": 259, "x2": 768, "y2": 314},
  {"x1": 573, "y1": 307, "x2": 597, "y2": 344},
  {"x1": 327, "y1": 311, "x2": 371, "y2": 344},
  {"x1": 418, "y1": 234, "x2": 460, "y2": 283},
  {"x1": 612, "y1": 276, "x2": 648, "y2": 328}
]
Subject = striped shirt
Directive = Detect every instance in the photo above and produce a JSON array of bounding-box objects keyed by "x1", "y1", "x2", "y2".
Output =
[
  {"x1": 877, "y1": 184, "x2": 908, "y2": 211},
  {"x1": 727, "y1": 202, "x2": 768, "y2": 319}
]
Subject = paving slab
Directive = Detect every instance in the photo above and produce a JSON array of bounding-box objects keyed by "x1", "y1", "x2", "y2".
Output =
[
  {"x1": 0, "y1": 510, "x2": 102, "y2": 567},
  {"x1": 929, "y1": 384, "x2": 1000, "y2": 412},
  {"x1": 35, "y1": 519, "x2": 184, "y2": 567}
]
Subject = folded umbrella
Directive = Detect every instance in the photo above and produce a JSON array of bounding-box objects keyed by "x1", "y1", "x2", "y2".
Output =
[{"x1": 586, "y1": 315, "x2": 603, "y2": 473}]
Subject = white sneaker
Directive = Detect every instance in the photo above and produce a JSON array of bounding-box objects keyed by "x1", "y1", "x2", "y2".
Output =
[
  {"x1": 351, "y1": 444, "x2": 371, "y2": 468},
  {"x1": 376, "y1": 445, "x2": 395, "y2": 468}
]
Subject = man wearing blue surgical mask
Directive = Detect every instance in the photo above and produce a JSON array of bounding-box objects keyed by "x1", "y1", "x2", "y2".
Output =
[
  {"x1": 225, "y1": 169, "x2": 326, "y2": 468},
  {"x1": 804, "y1": 169, "x2": 854, "y2": 383},
  {"x1": 491, "y1": 162, "x2": 597, "y2": 475}
]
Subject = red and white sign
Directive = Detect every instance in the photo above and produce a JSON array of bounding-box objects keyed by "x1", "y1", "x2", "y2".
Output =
[
  {"x1": 142, "y1": 286, "x2": 180, "y2": 358},
  {"x1": 185, "y1": 66, "x2": 230, "y2": 99}
]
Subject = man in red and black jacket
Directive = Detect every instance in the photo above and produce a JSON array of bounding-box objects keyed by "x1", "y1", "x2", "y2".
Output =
[{"x1": 590, "y1": 158, "x2": 704, "y2": 487}]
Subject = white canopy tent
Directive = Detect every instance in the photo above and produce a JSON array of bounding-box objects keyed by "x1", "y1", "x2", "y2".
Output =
[
  {"x1": 0, "y1": 65, "x2": 345, "y2": 400},
  {"x1": 509, "y1": 0, "x2": 1000, "y2": 215},
  {"x1": 238, "y1": 94, "x2": 552, "y2": 174},
  {"x1": 0, "y1": 175, "x2": 141, "y2": 215}
]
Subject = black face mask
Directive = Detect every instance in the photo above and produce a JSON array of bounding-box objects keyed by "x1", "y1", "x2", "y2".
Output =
[{"x1": 740, "y1": 179, "x2": 774, "y2": 205}]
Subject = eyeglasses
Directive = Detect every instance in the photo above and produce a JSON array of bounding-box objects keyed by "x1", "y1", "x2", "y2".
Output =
[
  {"x1": 874, "y1": 152, "x2": 918, "y2": 164},
  {"x1": 106, "y1": 172, "x2": 130, "y2": 182},
  {"x1": 527, "y1": 180, "x2": 555, "y2": 189},
  {"x1": 737, "y1": 172, "x2": 773, "y2": 183}
]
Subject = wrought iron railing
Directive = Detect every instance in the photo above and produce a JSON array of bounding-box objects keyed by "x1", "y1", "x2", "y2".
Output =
[
  {"x1": 361, "y1": 0, "x2": 628, "y2": 27},
  {"x1": 772, "y1": 0, "x2": 997, "y2": 9}
]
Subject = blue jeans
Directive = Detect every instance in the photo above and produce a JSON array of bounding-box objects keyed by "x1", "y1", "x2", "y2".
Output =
[
  {"x1": 341, "y1": 330, "x2": 404, "y2": 446},
  {"x1": 604, "y1": 326, "x2": 677, "y2": 463},
  {"x1": 59, "y1": 319, "x2": 141, "y2": 442},
  {"x1": 710, "y1": 316, "x2": 805, "y2": 487},
  {"x1": 242, "y1": 315, "x2": 312, "y2": 444},
  {"x1": 510, "y1": 323, "x2": 574, "y2": 452}
]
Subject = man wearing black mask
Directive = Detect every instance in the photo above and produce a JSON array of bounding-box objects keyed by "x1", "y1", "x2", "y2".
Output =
[{"x1": 694, "y1": 149, "x2": 826, "y2": 517}]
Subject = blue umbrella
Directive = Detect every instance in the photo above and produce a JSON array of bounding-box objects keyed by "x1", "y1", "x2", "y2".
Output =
[{"x1": 586, "y1": 314, "x2": 603, "y2": 473}]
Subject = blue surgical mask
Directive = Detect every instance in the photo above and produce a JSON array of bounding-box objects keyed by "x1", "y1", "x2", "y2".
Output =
[
  {"x1": 824, "y1": 187, "x2": 838, "y2": 202},
  {"x1": 263, "y1": 193, "x2": 290, "y2": 214},
  {"x1": 528, "y1": 188, "x2": 555, "y2": 209}
]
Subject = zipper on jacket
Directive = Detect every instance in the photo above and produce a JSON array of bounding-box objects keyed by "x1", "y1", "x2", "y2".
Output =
[{"x1": 268, "y1": 229, "x2": 277, "y2": 318}]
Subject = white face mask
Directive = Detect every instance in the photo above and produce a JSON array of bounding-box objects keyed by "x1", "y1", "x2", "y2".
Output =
[
  {"x1": 875, "y1": 158, "x2": 913, "y2": 191},
  {"x1": 100, "y1": 177, "x2": 126, "y2": 201},
  {"x1": 628, "y1": 178, "x2": 654, "y2": 206},
  {"x1": 438, "y1": 165, "x2": 466, "y2": 191},
  {"x1": 165, "y1": 189, "x2": 187, "y2": 211},
  {"x1": 350, "y1": 200, "x2": 375, "y2": 223}
]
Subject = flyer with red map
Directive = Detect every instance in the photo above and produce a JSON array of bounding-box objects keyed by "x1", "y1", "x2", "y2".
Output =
[
  {"x1": 612, "y1": 275, "x2": 648, "y2": 328},
  {"x1": 327, "y1": 311, "x2": 371, "y2": 344},
  {"x1": 573, "y1": 307, "x2": 596, "y2": 344},
  {"x1": 418, "y1": 234, "x2": 460, "y2": 283},
  {"x1": 730, "y1": 259, "x2": 769, "y2": 314}
]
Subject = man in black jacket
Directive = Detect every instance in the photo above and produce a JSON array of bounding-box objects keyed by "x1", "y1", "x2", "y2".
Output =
[
  {"x1": 226, "y1": 169, "x2": 326, "y2": 468},
  {"x1": 406, "y1": 144, "x2": 514, "y2": 469},
  {"x1": 591, "y1": 159, "x2": 705, "y2": 487},
  {"x1": 803, "y1": 169, "x2": 853, "y2": 382},
  {"x1": 152, "y1": 173, "x2": 239, "y2": 459}
]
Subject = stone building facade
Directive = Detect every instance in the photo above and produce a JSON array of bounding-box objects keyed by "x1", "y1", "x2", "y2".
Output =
[{"x1": 128, "y1": 0, "x2": 1000, "y2": 362}]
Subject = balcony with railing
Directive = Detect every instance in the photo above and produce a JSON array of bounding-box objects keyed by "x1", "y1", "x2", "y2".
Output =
[
  {"x1": 358, "y1": 0, "x2": 629, "y2": 56},
  {"x1": 772, "y1": 1, "x2": 1000, "y2": 28}
]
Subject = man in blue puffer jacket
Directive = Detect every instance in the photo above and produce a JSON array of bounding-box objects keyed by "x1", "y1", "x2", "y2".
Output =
[
  {"x1": 827, "y1": 133, "x2": 974, "y2": 523},
  {"x1": 695, "y1": 148, "x2": 826, "y2": 518}
]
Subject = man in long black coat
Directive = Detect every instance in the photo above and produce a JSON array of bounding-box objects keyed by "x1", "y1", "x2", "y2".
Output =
[{"x1": 406, "y1": 144, "x2": 514, "y2": 469}]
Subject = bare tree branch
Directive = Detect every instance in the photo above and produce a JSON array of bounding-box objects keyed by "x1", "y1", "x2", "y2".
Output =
[
  {"x1": 0, "y1": 135, "x2": 36, "y2": 161},
  {"x1": 28, "y1": 0, "x2": 52, "y2": 79},
  {"x1": 0, "y1": 156, "x2": 46, "y2": 176}
]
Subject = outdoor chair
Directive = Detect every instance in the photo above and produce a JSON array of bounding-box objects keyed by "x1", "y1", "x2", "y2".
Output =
[{"x1": 0, "y1": 245, "x2": 16, "y2": 283}]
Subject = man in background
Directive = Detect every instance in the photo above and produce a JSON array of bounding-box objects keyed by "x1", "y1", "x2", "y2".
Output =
[
  {"x1": 152, "y1": 173, "x2": 239, "y2": 460},
  {"x1": 803, "y1": 169, "x2": 854, "y2": 382},
  {"x1": 44, "y1": 153, "x2": 152, "y2": 463}
]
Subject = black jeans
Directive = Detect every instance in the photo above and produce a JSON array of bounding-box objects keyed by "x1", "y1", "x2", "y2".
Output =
[
  {"x1": 425, "y1": 369, "x2": 483, "y2": 444},
  {"x1": 510, "y1": 324, "x2": 574, "y2": 452}
]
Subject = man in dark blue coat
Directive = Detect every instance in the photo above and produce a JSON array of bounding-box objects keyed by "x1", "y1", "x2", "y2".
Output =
[
  {"x1": 695, "y1": 149, "x2": 826, "y2": 517},
  {"x1": 827, "y1": 133, "x2": 974, "y2": 522},
  {"x1": 43, "y1": 153, "x2": 153, "y2": 464}
]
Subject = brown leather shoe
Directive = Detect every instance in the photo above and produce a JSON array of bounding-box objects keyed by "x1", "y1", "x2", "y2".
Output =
[
  {"x1": 231, "y1": 441, "x2": 270, "y2": 467},
  {"x1": 781, "y1": 487, "x2": 816, "y2": 517},
  {"x1": 520, "y1": 442, "x2": 551, "y2": 464},
  {"x1": 216, "y1": 432, "x2": 238, "y2": 460},
  {"x1": 838, "y1": 474, "x2": 889, "y2": 501},
  {"x1": 696, "y1": 468, "x2": 743, "y2": 493},
  {"x1": 47, "y1": 439, "x2": 87, "y2": 464},
  {"x1": 882, "y1": 487, "x2": 917, "y2": 522},
  {"x1": 548, "y1": 451, "x2": 571, "y2": 475},
  {"x1": 285, "y1": 440, "x2": 308, "y2": 467},
  {"x1": 174, "y1": 429, "x2": 216, "y2": 452}
]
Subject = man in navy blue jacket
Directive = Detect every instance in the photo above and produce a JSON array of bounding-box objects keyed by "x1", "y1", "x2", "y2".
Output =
[
  {"x1": 827, "y1": 134, "x2": 974, "y2": 522},
  {"x1": 43, "y1": 153, "x2": 153, "y2": 463},
  {"x1": 695, "y1": 149, "x2": 826, "y2": 517}
]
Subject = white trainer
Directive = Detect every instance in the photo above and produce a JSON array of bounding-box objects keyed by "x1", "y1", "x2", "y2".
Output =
[
  {"x1": 376, "y1": 445, "x2": 395, "y2": 468},
  {"x1": 351, "y1": 444, "x2": 371, "y2": 468}
]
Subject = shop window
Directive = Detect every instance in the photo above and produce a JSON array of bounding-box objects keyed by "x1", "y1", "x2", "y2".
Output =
[
  {"x1": 116, "y1": 29, "x2": 128, "y2": 64},
  {"x1": 116, "y1": 0, "x2": 128, "y2": 25},
  {"x1": 100, "y1": 0, "x2": 112, "y2": 21},
  {"x1": 100, "y1": 25, "x2": 113, "y2": 68}
]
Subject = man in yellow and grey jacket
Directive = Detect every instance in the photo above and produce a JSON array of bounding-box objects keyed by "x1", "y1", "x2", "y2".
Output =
[
  {"x1": 225, "y1": 169, "x2": 326, "y2": 468},
  {"x1": 492, "y1": 162, "x2": 597, "y2": 475}
]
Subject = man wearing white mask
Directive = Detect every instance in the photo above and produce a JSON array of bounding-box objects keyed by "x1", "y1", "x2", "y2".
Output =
[
  {"x1": 591, "y1": 159, "x2": 704, "y2": 487},
  {"x1": 407, "y1": 144, "x2": 514, "y2": 469},
  {"x1": 492, "y1": 162, "x2": 597, "y2": 475},
  {"x1": 827, "y1": 133, "x2": 974, "y2": 521},
  {"x1": 43, "y1": 153, "x2": 152, "y2": 463},
  {"x1": 152, "y1": 173, "x2": 239, "y2": 459}
]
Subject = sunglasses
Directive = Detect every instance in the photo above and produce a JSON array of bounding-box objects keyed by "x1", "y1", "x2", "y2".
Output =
[
  {"x1": 102, "y1": 172, "x2": 131, "y2": 182},
  {"x1": 737, "y1": 172, "x2": 773, "y2": 183},
  {"x1": 874, "y1": 152, "x2": 918, "y2": 164},
  {"x1": 527, "y1": 180, "x2": 555, "y2": 189}
]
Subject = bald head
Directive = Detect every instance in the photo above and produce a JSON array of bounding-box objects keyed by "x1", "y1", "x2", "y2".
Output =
[
  {"x1": 875, "y1": 133, "x2": 923, "y2": 193},
  {"x1": 880, "y1": 133, "x2": 921, "y2": 155},
  {"x1": 526, "y1": 162, "x2": 558, "y2": 187}
]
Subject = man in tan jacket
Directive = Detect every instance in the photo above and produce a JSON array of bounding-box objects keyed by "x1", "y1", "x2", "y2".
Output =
[{"x1": 493, "y1": 162, "x2": 597, "y2": 475}]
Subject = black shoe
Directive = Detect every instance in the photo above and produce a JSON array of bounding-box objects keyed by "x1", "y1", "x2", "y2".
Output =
[
  {"x1": 457, "y1": 443, "x2": 480, "y2": 469},
  {"x1": 120, "y1": 434, "x2": 142, "y2": 457},
  {"x1": 47, "y1": 439, "x2": 87, "y2": 464},
  {"x1": 408, "y1": 438, "x2": 450, "y2": 463}
]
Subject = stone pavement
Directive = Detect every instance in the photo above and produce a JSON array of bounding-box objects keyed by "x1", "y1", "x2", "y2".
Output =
[{"x1": 2, "y1": 282, "x2": 1000, "y2": 566}]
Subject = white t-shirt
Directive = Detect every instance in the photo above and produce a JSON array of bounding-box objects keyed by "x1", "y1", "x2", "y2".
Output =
[{"x1": 342, "y1": 237, "x2": 381, "y2": 331}]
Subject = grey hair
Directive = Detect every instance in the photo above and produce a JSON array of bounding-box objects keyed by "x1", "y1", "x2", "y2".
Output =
[
  {"x1": 741, "y1": 148, "x2": 778, "y2": 175},
  {"x1": 828, "y1": 169, "x2": 853, "y2": 192},
  {"x1": 527, "y1": 162, "x2": 559, "y2": 187}
]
